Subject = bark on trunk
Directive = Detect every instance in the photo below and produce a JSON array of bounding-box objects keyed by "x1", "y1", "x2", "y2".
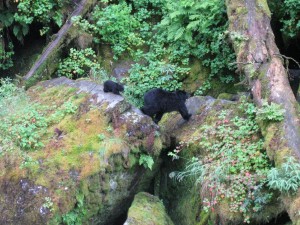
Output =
[{"x1": 226, "y1": 0, "x2": 300, "y2": 222}]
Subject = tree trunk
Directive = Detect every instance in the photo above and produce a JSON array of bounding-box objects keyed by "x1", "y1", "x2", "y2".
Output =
[{"x1": 226, "y1": 0, "x2": 300, "y2": 223}]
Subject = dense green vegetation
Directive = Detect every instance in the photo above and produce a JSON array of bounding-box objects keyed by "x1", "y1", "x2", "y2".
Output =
[
  {"x1": 168, "y1": 99, "x2": 296, "y2": 223},
  {"x1": 268, "y1": 0, "x2": 300, "y2": 38},
  {"x1": 0, "y1": 0, "x2": 69, "y2": 70}
]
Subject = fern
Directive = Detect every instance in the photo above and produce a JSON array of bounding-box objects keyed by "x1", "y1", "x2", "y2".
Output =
[{"x1": 267, "y1": 156, "x2": 300, "y2": 193}]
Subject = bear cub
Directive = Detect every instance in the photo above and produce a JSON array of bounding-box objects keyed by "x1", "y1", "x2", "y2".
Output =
[
  {"x1": 141, "y1": 88, "x2": 192, "y2": 123},
  {"x1": 103, "y1": 80, "x2": 124, "y2": 95}
]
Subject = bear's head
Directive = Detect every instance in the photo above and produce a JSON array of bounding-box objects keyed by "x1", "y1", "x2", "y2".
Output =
[
  {"x1": 118, "y1": 83, "x2": 124, "y2": 92},
  {"x1": 176, "y1": 90, "x2": 190, "y2": 101}
]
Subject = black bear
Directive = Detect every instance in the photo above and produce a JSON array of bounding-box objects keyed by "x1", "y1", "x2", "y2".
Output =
[
  {"x1": 141, "y1": 88, "x2": 192, "y2": 123},
  {"x1": 288, "y1": 69, "x2": 300, "y2": 98},
  {"x1": 103, "y1": 80, "x2": 124, "y2": 95}
]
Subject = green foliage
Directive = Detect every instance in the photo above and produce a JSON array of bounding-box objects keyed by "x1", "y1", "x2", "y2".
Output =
[
  {"x1": 97, "y1": 133, "x2": 106, "y2": 142},
  {"x1": 89, "y1": 67, "x2": 115, "y2": 83},
  {"x1": 47, "y1": 101, "x2": 78, "y2": 125},
  {"x1": 0, "y1": 79, "x2": 47, "y2": 151},
  {"x1": 70, "y1": 0, "x2": 237, "y2": 103},
  {"x1": 0, "y1": 41, "x2": 14, "y2": 70},
  {"x1": 171, "y1": 101, "x2": 273, "y2": 223},
  {"x1": 139, "y1": 154, "x2": 154, "y2": 170},
  {"x1": 62, "y1": 192, "x2": 86, "y2": 225},
  {"x1": 73, "y1": 3, "x2": 143, "y2": 59},
  {"x1": 19, "y1": 152, "x2": 39, "y2": 169},
  {"x1": 42, "y1": 197, "x2": 54, "y2": 212},
  {"x1": 158, "y1": 0, "x2": 237, "y2": 93},
  {"x1": 123, "y1": 60, "x2": 187, "y2": 107},
  {"x1": 267, "y1": 156, "x2": 300, "y2": 193},
  {"x1": 276, "y1": 0, "x2": 300, "y2": 38},
  {"x1": 256, "y1": 101, "x2": 285, "y2": 122},
  {"x1": 58, "y1": 48, "x2": 101, "y2": 79},
  {"x1": 13, "y1": 0, "x2": 66, "y2": 39}
]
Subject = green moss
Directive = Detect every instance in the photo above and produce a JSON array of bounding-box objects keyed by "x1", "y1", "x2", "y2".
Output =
[
  {"x1": 183, "y1": 58, "x2": 210, "y2": 93},
  {"x1": 197, "y1": 211, "x2": 210, "y2": 225},
  {"x1": 257, "y1": 0, "x2": 271, "y2": 17},
  {"x1": 126, "y1": 192, "x2": 174, "y2": 225},
  {"x1": 152, "y1": 137, "x2": 163, "y2": 156},
  {"x1": 217, "y1": 93, "x2": 234, "y2": 100},
  {"x1": 236, "y1": 6, "x2": 248, "y2": 15},
  {"x1": 128, "y1": 153, "x2": 138, "y2": 168}
]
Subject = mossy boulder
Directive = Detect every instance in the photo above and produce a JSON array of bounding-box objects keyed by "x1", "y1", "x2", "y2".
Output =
[
  {"x1": 124, "y1": 192, "x2": 174, "y2": 225},
  {"x1": 157, "y1": 96, "x2": 284, "y2": 225},
  {"x1": 0, "y1": 77, "x2": 163, "y2": 225}
]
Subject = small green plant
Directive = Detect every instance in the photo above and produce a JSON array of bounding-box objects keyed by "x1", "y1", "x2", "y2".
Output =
[
  {"x1": 267, "y1": 156, "x2": 300, "y2": 193},
  {"x1": 42, "y1": 197, "x2": 54, "y2": 212},
  {"x1": 47, "y1": 101, "x2": 78, "y2": 125},
  {"x1": 97, "y1": 133, "x2": 106, "y2": 142},
  {"x1": 0, "y1": 42, "x2": 14, "y2": 70},
  {"x1": 19, "y1": 152, "x2": 39, "y2": 169},
  {"x1": 62, "y1": 101, "x2": 78, "y2": 114},
  {"x1": 256, "y1": 101, "x2": 285, "y2": 122},
  {"x1": 62, "y1": 192, "x2": 86, "y2": 225},
  {"x1": 139, "y1": 154, "x2": 154, "y2": 170},
  {"x1": 58, "y1": 48, "x2": 100, "y2": 79},
  {"x1": 106, "y1": 125, "x2": 113, "y2": 133}
]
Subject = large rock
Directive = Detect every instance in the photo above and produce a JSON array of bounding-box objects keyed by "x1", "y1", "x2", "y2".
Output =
[
  {"x1": 0, "y1": 77, "x2": 163, "y2": 225},
  {"x1": 124, "y1": 192, "x2": 174, "y2": 225}
]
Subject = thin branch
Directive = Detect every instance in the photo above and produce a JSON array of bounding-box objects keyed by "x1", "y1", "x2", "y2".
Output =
[
  {"x1": 229, "y1": 61, "x2": 253, "y2": 66},
  {"x1": 273, "y1": 53, "x2": 300, "y2": 69}
]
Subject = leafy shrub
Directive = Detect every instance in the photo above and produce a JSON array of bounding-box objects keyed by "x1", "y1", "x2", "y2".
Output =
[
  {"x1": 58, "y1": 48, "x2": 100, "y2": 79},
  {"x1": 14, "y1": 0, "x2": 66, "y2": 39},
  {"x1": 280, "y1": 0, "x2": 300, "y2": 38},
  {"x1": 169, "y1": 101, "x2": 273, "y2": 223},
  {"x1": 73, "y1": 3, "x2": 143, "y2": 59},
  {"x1": 267, "y1": 156, "x2": 300, "y2": 193},
  {"x1": 62, "y1": 192, "x2": 86, "y2": 225},
  {"x1": 256, "y1": 101, "x2": 285, "y2": 122},
  {"x1": 158, "y1": 0, "x2": 237, "y2": 92},
  {"x1": 122, "y1": 60, "x2": 187, "y2": 107},
  {"x1": 0, "y1": 42, "x2": 14, "y2": 70}
]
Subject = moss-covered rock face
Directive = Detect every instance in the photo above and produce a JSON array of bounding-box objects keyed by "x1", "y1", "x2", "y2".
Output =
[
  {"x1": 124, "y1": 192, "x2": 174, "y2": 225},
  {"x1": 157, "y1": 96, "x2": 284, "y2": 225},
  {"x1": 0, "y1": 77, "x2": 162, "y2": 225}
]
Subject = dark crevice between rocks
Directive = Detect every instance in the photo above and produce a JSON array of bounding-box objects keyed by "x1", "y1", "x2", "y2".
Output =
[
  {"x1": 109, "y1": 138, "x2": 176, "y2": 225},
  {"x1": 108, "y1": 212, "x2": 128, "y2": 225},
  {"x1": 264, "y1": 212, "x2": 291, "y2": 225}
]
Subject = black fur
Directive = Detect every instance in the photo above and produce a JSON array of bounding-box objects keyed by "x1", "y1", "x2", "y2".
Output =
[
  {"x1": 141, "y1": 88, "x2": 191, "y2": 123},
  {"x1": 288, "y1": 69, "x2": 300, "y2": 98},
  {"x1": 103, "y1": 80, "x2": 124, "y2": 95}
]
